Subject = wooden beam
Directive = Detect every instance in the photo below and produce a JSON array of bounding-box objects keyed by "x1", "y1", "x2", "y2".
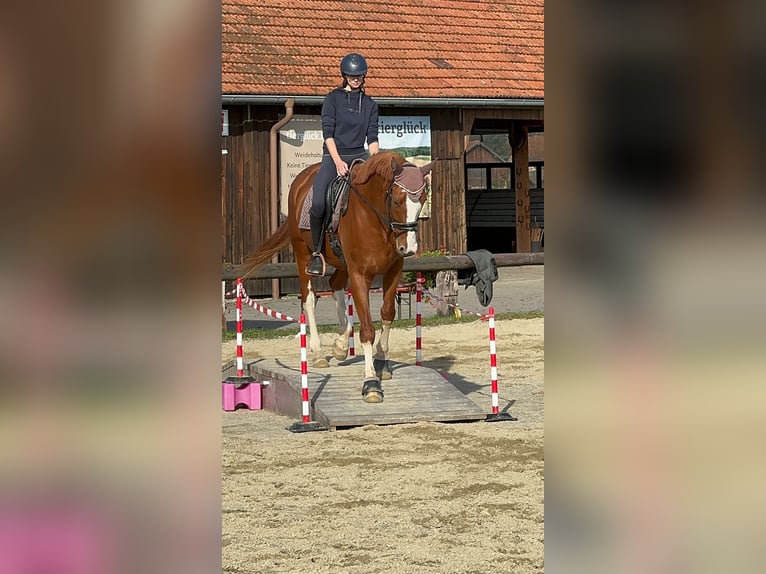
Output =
[
  {"x1": 222, "y1": 252, "x2": 543, "y2": 281},
  {"x1": 512, "y1": 124, "x2": 531, "y2": 253}
]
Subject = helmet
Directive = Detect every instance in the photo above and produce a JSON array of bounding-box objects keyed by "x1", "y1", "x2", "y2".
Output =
[{"x1": 340, "y1": 53, "x2": 368, "y2": 76}]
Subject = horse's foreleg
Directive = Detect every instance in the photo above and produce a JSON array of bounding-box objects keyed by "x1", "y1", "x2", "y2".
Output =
[
  {"x1": 358, "y1": 323, "x2": 376, "y2": 383},
  {"x1": 359, "y1": 337, "x2": 383, "y2": 403},
  {"x1": 374, "y1": 264, "x2": 402, "y2": 380},
  {"x1": 330, "y1": 289, "x2": 351, "y2": 361},
  {"x1": 374, "y1": 320, "x2": 393, "y2": 380},
  {"x1": 350, "y1": 277, "x2": 383, "y2": 403},
  {"x1": 305, "y1": 281, "x2": 329, "y2": 368}
]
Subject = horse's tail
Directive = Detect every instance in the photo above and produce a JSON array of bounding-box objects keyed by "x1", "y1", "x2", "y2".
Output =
[{"x1": 239, "y1": 222, "x2": 291, "y2": 280}]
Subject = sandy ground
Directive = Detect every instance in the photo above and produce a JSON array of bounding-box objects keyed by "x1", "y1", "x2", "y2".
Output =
[{"x1": 222, "y1": 317, "x2": 544, "y2": 573}]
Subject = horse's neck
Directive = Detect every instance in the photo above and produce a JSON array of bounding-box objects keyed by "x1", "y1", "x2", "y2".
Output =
[{"x1": 353, "y1": 179, "x2": 388, "y2": 215}]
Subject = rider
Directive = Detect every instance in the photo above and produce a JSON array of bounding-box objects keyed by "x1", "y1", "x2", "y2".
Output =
[{"x1": 306, "y1": 52, "x2": 380, "y2": 276}]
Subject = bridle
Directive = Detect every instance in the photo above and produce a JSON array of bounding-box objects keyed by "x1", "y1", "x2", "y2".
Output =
[
  {"x1": 344, "y1": 156, "x2": 455, "y2": 238},
  {"x1": 348, "y1": 173, "x2": 426, "y2": 236}
]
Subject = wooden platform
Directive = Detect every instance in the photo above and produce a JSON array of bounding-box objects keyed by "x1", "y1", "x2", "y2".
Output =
[{"x1": 222, "y1": 357, "x2": 487, "y2": 430}]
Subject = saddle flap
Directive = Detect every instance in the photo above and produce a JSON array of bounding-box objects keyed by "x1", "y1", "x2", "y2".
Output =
[{"x1": 328, "y1": 176, "x2": 350, "y2": 217}]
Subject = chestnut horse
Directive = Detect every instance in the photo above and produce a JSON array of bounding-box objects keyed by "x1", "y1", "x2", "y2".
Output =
[{"x1": 239, "y1": 151, "x2": 432, "y2": 403}]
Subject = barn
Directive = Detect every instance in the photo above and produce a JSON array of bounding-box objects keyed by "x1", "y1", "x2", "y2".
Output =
[{"x1": 222, "y1": 0, "x2": 544, "y2": 295}]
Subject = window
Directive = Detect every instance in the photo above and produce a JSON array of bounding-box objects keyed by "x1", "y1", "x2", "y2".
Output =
[
  {"x1": 466, "y1": 167, "x2": 487, "y2": 190},
  {"x1": 491, "y1": 167, "x2": 511, "y2": 190}
]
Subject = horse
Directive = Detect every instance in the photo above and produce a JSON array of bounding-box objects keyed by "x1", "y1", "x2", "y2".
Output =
[{"x1": 239, "y1": 151, "x2": 432, "y2": 403}]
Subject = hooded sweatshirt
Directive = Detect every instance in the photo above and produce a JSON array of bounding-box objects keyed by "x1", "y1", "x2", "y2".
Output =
[{"x1": 321, "y1": 87, "x2": 379, "y2": 155}]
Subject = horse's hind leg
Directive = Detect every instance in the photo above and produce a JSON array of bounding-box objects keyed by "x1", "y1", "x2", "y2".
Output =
[
  {"x1": 329, "y1": 271, "x2": 351, "y2": 361},
  {"x1": 330, "y1": 289, "x2": 351, "y2": 361},
  {"x1": 304, "y1": 280, "x2": 329, "y2": 368}
]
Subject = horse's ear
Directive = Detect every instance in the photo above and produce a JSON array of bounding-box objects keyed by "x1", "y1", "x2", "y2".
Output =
[
  {"x1": 391, "y1": 157, "x2": 403, "y2": 176},
  {"x1": 420, "y1": 162, "x2": 433, "y2": 176}
]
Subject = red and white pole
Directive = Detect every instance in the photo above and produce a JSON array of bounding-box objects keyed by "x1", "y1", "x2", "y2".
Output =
[
  {"x1": 347, "y1": 291, "x2": 355, "y2": 357},
  {"x1": 488, "y1": 307, "x2": 499, "y2": 414},
  {"x1": 299, "y1": 312, "x2": 310, "y2": 423},
  {"x1": 416, "y1": 272, "x2": 423, "y2": 366},
  {"x1": 236, "y1": 278, "x2": 244, "y2": 377},
  {"x1": 287, "y1": 311, "x2": 325, "y2": 432}
]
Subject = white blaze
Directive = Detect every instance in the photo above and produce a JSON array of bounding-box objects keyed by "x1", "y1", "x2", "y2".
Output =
[{"x1": 405, "y1": 196, "x2": 420, "y2": 255}]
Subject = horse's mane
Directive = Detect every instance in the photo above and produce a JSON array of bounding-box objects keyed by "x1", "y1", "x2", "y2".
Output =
[{"x1": 352, "y1": 151, "x2": 404, "y2": 186}]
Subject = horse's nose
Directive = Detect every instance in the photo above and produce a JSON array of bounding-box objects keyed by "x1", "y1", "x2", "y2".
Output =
[{"x1": 403, "y1": 233, "x2": 418, "y2": 256}]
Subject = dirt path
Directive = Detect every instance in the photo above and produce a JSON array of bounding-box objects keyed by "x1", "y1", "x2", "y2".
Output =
[{"x1": 222, "y1": 318, "x2": 544, "y2": 573}]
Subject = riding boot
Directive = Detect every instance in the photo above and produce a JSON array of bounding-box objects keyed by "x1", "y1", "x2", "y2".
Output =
[{"x1": 306, "y1": 213, "x2": 325, "y2": 276}]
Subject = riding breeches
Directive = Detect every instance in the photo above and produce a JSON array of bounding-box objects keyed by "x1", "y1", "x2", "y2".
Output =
[{"x1": 310, "y1": 150, "x2": 369, "y2": 218}]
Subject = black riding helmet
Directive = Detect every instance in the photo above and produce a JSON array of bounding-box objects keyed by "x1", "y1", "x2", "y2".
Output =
[{"x1": 340, "y1": 53, "x2": 368, "y2": 76}]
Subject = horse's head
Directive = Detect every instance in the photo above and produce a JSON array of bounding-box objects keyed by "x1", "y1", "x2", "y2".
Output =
[
  {"x1": 351, "y1": 153, "x2": 433, "y2": 257},
  {"x1": 390, "y1": 158, "x2": 432, "y2": 256}
]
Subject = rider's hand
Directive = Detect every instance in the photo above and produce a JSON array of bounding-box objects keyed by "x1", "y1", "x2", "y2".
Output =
[{"x1": 335, "y1": 160, "x2": 349, "y2": 176}]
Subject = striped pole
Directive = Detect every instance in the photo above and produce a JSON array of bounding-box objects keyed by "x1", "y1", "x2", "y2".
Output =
[
  {"x1": 488, "y1": 307, "x2": 499, "y2": 414},
  {"x1": 286, "y1": 312, "x2": 326, "y2": 433},
  {"x1": 236, "y1": 278, "x2": 244, "y2": 377},
  {"x1": 240, "y1": 295, "x2": 298, "y2": 323},
  {"x1": 347, "y1": 291, "x2": 355, "y2": 357},
  {"x1": 299, "y1": 312, "x2": 310, "y2": 423},
  {"x1": 416, "y1": 272, "x2": 423, "y2": 366}
]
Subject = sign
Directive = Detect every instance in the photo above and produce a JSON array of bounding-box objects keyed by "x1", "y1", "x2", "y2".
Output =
[
  {"x1": 378, "y1": 116, "x2": 431, "y2": 157},
  {"x1": 278, "y1": 114, "x2": 433, "y2": 219},
  {"x1": 278, "y1": 115, "x2": 324, "y2": 219},
  {"x1": 379, "y1": 116, "x2": 432, "y2": 217},
  {"x1": 222, "y1": 109, "x2": 229, "y2": 136}
]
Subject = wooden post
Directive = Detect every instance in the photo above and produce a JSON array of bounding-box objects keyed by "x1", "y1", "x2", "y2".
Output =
[
  {"x1": 434, "y1": 270, "x2": 459, "y2": 317},
  {"x1": 222, "y1": 281, "x2": 227, "y2": 333},
  {"x1": 511, "y1": 124, "x2": 531, "y2": 253}
]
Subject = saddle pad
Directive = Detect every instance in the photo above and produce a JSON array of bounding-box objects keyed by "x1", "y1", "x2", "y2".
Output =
[
  {"x1": 298, "y1": 193, "x2": 313, "y2": 230},
  {"x1": 298, "y1": 178, "x2": 350, "y2": 231}
]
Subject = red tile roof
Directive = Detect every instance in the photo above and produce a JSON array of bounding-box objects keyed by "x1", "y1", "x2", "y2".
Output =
[{"x1": 222, "y1": 0, "x2": 544, "y2": 100}]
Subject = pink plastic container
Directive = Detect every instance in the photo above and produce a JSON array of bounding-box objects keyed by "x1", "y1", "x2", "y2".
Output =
[{"x1": 222, "y1": 376, "x2": 262, "y2": 411}]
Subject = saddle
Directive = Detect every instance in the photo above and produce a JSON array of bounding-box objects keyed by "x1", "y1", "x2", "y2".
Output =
[
  {"x1": 300, "y1": 159, "x2": 365, "y2": 264},
  {"x1": 299, "y1": 167, "x2": 355, "y2": 232}
]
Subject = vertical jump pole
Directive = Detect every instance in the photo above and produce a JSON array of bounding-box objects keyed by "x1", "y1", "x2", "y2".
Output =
[
  {"x1": 223, "y1": 277, "x2": 257, "y2": 410},
  {"x1": 416, "y1": 272, "x2": 423, "y2": 366},
  {"x1": 485, "y1": 307, "x2": 517, "y2": 422},
  {"x1": 489, "y1": 307, "x2": 499, "y2": 413},
  {"x1": 287, "y1": 312, "x2": 327, "y2": 433},
  {"x1": 347, "y1": 291, "x2": 355, "y2": 357},
  {"x1": 300, "y1": 312, "x2": 310, "y2": 423},
  {"x1": 236, "y1": 278, "x2": 244, "y2": 376}
]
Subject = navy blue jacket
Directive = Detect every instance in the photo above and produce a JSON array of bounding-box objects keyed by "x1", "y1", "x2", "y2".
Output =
[{"x1": 321, "y1": 88, "x2": 379, "y2": 154}]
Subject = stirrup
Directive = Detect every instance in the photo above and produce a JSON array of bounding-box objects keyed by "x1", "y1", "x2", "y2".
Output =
[{"x1": 305, "y1": 252, "x2": 326, "y2": 277}]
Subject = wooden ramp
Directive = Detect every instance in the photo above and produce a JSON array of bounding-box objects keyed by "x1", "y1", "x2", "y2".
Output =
[{"x1": 222, "y1": 357, "x2": 487, "y2": 430}]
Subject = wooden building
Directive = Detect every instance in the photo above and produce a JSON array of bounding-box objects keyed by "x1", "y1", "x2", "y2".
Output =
[{"x1": 222, "y1": 0, "x2": 544, "y2": 295}]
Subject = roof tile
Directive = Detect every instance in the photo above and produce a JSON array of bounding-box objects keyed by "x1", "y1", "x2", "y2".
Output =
[{"x1": 223, "y1": 0, "x2": 543, "y2": 99}]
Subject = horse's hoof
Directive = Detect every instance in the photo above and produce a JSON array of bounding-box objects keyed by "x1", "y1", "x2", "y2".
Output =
[
  {"x1": 332, "y1": 341, "x2": 349, "y2": 361},
  {"x1": 362, "y1": 378, "x2": 384, "y2": 403},
  {"x1": 374, "y1": 358, "x2": 393, "y2": 381},
  {"x1": 363, "y1": 390, "x2": 384, "y2": 403},
  {"x1": 312, "y1": 357, "x2": 330, "y2": 368}
]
